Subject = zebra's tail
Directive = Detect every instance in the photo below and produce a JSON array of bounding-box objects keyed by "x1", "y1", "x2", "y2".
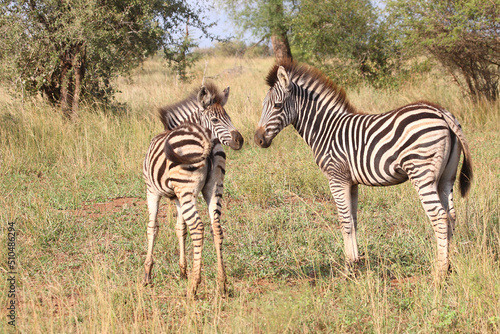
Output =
[
  {"x1": 164, "y1": 123, "x2": 212, "y2": 165},
  {"x1": 440, "y1": 109, "x2": 473, "y2": 198},
  {"x1": 458, "y1": 141, "x2": 473, "y2": 198}
]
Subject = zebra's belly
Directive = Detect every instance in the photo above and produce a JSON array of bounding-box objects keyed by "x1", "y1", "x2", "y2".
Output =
[
  {"x1": 351, "y1": 163, "x2": 409, "y2": 187},
  {"x1": 358, "y1": 174, "x2": 409, "y2": 187}
]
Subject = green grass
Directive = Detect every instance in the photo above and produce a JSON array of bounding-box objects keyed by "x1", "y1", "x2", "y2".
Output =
[{"x1": 1, "y1": 56, "x2": 499, "y2": 333}]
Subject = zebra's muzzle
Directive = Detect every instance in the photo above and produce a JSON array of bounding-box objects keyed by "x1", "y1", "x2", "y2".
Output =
[
  {"x1": 254, "y1": 126, "x2": 272, "y2": 148},
  {"x1": 229, "y1": 130, "x2": 244, "y2": 150}
]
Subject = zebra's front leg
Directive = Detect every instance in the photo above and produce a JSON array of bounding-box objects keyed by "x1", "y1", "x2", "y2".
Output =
[
  {"x1": 202, "y1": 144, "x2": 227, "y2": 296},
  {"x1": 330, "y1": 182, "x2": 360, "y2": 267},
  {"x1": 174, "y1": 200, "x2": 188, "y2": 279},
  {"x1": 144, "y1": 190, "x2": 160, "y2": 285},
  {"x1": 178, "y1": 197, "x2": 205, "y2": 298}
]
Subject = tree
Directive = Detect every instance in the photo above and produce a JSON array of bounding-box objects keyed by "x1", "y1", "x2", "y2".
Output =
[
  {"x1": 0, "y1": 0, "x2": 215, "y2": 117},
  {"x1": 218, "y1": 0, "x2": 293, "y2": 62},
  {"x1": 220, "y1": 0, "x2": 399, "y2": 86},
  {"x1": 164, "y1": 20, "x2": 202, "y2": 83},
  {"x1": 387, "y1": 0, "x2": 500, "y2": 101},
  {"x1": 291, "y1": 0, "x2": 400, "y2": 87}
]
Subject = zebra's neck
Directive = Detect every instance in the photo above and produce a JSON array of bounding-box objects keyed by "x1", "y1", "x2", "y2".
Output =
[
  {"x1": 291, "y1": 84, "x2": 353, "y2": 151},
  {"x1": 162, "y1": 101, "x2": 201, "y2": 130}
]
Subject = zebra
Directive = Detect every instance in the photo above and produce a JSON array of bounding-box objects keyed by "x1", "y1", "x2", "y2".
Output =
[
  {"x1": 254, "y1": 60, "x2": 473, "y2": 278},
  {"x1": 143, "y1": 82, "x2": 243, "y2": 297}
]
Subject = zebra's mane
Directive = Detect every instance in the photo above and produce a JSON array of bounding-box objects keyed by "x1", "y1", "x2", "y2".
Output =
[
  {"x1": 158, "y1": 81, "x2": 224, "y2": 130},
  {"x1": 265, "y1": 59, "x2": 360, "y2": 114}
]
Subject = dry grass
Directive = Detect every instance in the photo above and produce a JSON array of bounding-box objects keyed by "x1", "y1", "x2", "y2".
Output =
[{"x1": 1, "y1": 56, "x2": 499, "y2": 333}]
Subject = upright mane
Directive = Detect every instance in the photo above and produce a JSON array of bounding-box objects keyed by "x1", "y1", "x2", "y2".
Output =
[
  {"x1": 159, "y1": 81, "x2": 225, "y2": 129},
  {"x1": 265, "y1": 59, "x2": 360, "y2": 114}
]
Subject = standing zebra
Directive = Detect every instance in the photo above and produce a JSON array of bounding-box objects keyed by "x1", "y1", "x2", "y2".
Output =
[
  {"x1": 254, "y1": 60, "x2": 473, "y2": 277},
  {"x1": 143, "y1": 83, "x2": 243, "y2": 297}
]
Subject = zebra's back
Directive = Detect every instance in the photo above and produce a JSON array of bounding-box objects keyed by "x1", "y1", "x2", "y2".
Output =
[{"x1": 324, "y1": 102, "x2": 461, "y2": 187}]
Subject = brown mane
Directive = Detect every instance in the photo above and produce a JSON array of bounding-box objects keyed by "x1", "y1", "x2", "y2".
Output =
[
  {"x1": 158, "y1": 81, "x2": 225, "y2": 129},
  {"x1": 265, "y1": 60, "x2": 361, "y2": 114}
]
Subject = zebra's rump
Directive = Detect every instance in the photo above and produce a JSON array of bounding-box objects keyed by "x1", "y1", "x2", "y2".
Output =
[
  {"x1": 164, "y1": 123, "x2": 212, "y2": 164},
  {"x1": 143, "y1": 123, "x2": 212, "y2": 198}
]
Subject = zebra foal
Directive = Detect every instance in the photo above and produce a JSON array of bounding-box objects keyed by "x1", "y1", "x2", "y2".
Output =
[
  {"x1": 255, "y1": 60, "x2": 473, "y2": 278},
  {"x1": 143, "y1": 83, "x2": 243, "y2": 297}
]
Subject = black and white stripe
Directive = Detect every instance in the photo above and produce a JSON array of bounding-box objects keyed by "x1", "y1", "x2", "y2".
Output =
[
  {"x1": 143, "y1": 83, "x2": 243, "y2": 297},
  {"x1": 255, "y1": 61, "x2": 473, "y2": 277}
]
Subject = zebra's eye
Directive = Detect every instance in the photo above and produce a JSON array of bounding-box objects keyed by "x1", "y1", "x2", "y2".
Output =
[
  {"x1": 274, "y1": 102, "x2": 282, "y2": 109},
  {"x1": 211, "y1": 118, "x2": 220, "y2": 124}
]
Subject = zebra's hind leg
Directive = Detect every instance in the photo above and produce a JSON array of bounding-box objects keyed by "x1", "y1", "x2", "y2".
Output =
[
  {"x1": 439, "y1": 177, "x2": 457, "y2": 245},
  {"x1": 202, "y1": 185, "x2": 227, "y2": 295},
  {"x1": 202, "y1": 142, "x2": 227, "y2": 296},
  {"x1": 330, "y1": 182, "x2": 360, "y2": 269},
  {"x1": 204, "y1": 194, "x2": 227, "y2": 296},
  {"x1": 177, "y1": 196, "x2": 205, "y2": 298},
  {"x1": 438, "y1": 137, "x2": 461, "y2": 243},
  {"x1": 411, "y1": 178, "x2": 450, "y2": 278},
  {"x1": 174, "y1": 200, "x2": 188, "y2": 279},
  {"x1": 144, "y1": 190, "x2": 161, "y2": 285}
]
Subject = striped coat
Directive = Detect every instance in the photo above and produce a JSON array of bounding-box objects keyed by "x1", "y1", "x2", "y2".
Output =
[
  {"x1": 143, "y1": 83, "x2": 243, "y2": 297},
  {"x1": 255, "y1": 60, "x2": 472, "y2": 277}
]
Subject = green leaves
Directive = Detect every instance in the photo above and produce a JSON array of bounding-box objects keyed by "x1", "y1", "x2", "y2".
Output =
[
  {"x1": 0, "y1": 0, "x2": 215, "y2": 112},
  {"x1": 291, "y1": 0, "x2": 400, "y2": 88},
  {"x1": 386, "y1": 0, "x2": 500, "y2": 101}
]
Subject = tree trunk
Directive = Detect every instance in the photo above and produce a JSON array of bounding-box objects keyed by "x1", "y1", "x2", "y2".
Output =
[
  {"x1": 59, "y1": 42, "x2": 86, "y2": 118},
  {"x1": 59, "y1": 51, "x2": 73, "y2": 118},
  {"x1": 270, "y1": 1, "x2": 293, "y2": 63},
  {"x1": 72, "y1": 43, "x2": 86, "y2": 116},
  {"x1": 271, "y1": 32, "x2": 293, "y2": 63}
]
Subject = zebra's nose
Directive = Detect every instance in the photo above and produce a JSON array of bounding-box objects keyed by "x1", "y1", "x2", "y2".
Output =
[
  {"x1": 254, "y1": 127, "x2": 271, "y2": 148},
  {"x1": 230, "y1": 131, "x2": 244, "y2": 150}
]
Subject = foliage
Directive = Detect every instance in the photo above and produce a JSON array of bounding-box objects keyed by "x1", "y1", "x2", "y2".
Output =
[
  {"x1": 218, "y1": 0, "x2": 403, "y2": 88},
  {"x1": 217, "y1": 0, "x2": 293, "y2": 61},
  {"x1": 386, "y1": 0, "x2": 500, "y2": 101},
  {"x1": 215, "y1": 40, "x2": 248, "y2": 57},
  {"x1": 0, "y1": 0, "x2": 214, "y2": 115},
  {"x1": 217, "y1": 0, "x2": 294, "y2": 40},
  {"x1": 199, "y1": 40, "x2": 272, "y2": 58},
  {"x1": 164, "y1": 36, "x2": 202, "y2": 83},
  {"x1": 291, "y1": 0, "x2": 402, "y2": 88}
]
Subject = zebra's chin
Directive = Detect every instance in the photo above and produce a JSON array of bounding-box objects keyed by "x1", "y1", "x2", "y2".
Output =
[{"x1": 254, "y1": 126, "x2": 273, "y2": 148}]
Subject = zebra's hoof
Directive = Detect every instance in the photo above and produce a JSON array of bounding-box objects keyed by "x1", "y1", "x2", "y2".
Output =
[{"x1": 143, "y1": 273, "x2": 152, "y2": 286}]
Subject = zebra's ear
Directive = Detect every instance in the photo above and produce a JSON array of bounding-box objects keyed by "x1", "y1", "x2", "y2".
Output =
[
  {"x1": 221, "y1": 87, "x2": 230, "y2": 106},
  {"x1": 277, "y1": 66, "x2": 290, "y2": 91},
  {"x1": 197, "y1": 86, "x2": 213, "y2": 108}
]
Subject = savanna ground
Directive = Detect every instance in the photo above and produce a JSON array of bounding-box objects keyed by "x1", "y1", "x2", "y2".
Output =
[{"x1": 1, "y1": 56, "x2": 499, "y2": 333}]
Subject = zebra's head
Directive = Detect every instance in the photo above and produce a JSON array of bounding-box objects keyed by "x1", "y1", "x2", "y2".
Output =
[
  {"x1": 255, "y1": 65, "x2": 295, "y2": 148},
  {"x1": 196, "y1": 85, "x2": 244, "y2": 150}
]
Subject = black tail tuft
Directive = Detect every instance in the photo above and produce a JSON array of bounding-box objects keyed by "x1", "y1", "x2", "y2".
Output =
[{"x1": 459, "y1": 153, "x2": 473, "y2": 198}]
